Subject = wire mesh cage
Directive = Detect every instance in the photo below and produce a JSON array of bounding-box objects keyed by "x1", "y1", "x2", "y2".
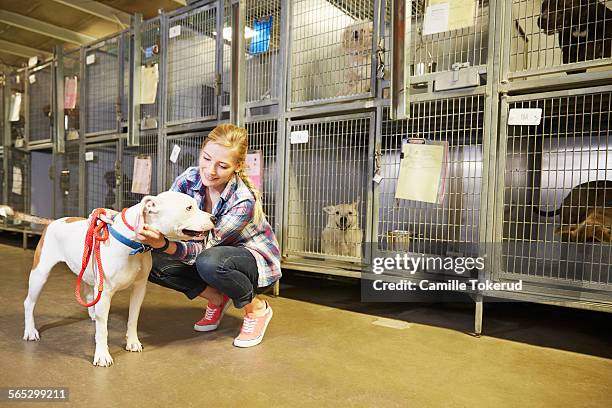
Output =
[
  {"x1": 63, "y1": 50, "x2": 81, "y2": 140},
  {"x1": 378, "y1": 98, "x2": 484, "y2": 274},
  {"x1": 246, "y1": 119, "x2": 280, "y2": 232},
  {"x1": 85, "y1": 142, "x2": 120, "y2": 213},
  {"x1": 122, "y1": 133, "x2": 159, "y2": 208},
  {"x1": 285, "y1": 114, "x2": 372, "y2": 261},
  {"x1": 26, "y1": 62, "x2": 53, "y2": 143},
  {"x1": 381, "y1": 0, "x2": 495, "y2": 91},
  {"x1": 54, "y1": 141, "x2": 81, "y2": 218},
  {"x1": 289, "y1": 0, "x2": 375, "y2": 105},
  {"x1": 121, "y1": 31, "x2": 131, "y2": 129},
  {"x1": 498, "y1": 87, "x2": 612, "y2": 287},
  {"x1": 9, "y1": 71, "x2": 26, "y2": 143},
  {"x1": 29, "y1": 149, "x2": 54, "y2": 223},
  {"x1": 246, "y1": 0, "x2": 282, "y2": 105},
  {"x1": 140, "y1": 18, "x2": 162, "y2": 130},
  {"x1": 166, "y1": 6, "x2": 219, "y2": 125},
  {"x1": 222, "y1": 0, "x2": 232, "y2": 108},
  {"x1": 505, "y1": 0, "x2": 612, "y2": 79},
  {"x1": 84, "y1": 35, "x2": 122, "y2": 136},
  {"x1": 6, "y1": 147, "x2": 30, "y2": 218},
  {"x1": 165, "y1": 131, "x2": 208, "y2": 189}
]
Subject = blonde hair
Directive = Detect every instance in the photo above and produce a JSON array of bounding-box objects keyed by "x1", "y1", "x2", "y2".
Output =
[{"x1": 202, "y1": 124, "x2": 264, "y2": 224}]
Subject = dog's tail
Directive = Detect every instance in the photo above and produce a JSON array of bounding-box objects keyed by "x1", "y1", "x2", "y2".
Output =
[{"x1": 0, "y1": 205, "x2": 54, "y2": 225}]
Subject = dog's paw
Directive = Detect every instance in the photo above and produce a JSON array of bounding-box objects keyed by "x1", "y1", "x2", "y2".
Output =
[
  {"x1": 23, "y1": 328, "x2": 40, "y2": 341},
  {"x1": 125, "y1": 338, "x2": 143, "y2": 352},
  {"x1": 92, "y1": 349, "x2": 114, "y2": 367}
]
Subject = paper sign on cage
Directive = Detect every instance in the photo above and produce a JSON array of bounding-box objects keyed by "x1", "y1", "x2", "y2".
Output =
[
  {"x1": 395, "y1": 141, "x2": 448, "y2": 204},
  {"x1": 423, "y1": 0, "x2": 475, "y2": 35},
  {"x1": 9, "y1": 93, "x2": 22, "y2": 122},
  {"x1": 246, "y1": 151, "x2": 263, "y2": 191},
  {"x1": 140, "y1": 64, "x2": 159, "y2": 105},
  {"x1": 131, "y1": 156, "x2": 152, "y2": 195},
  {"x1": 12, "y1": 166, "x2": 22, "y2": 196},
  {"x1": 64, "y1": 76, "x2": 78, "y2": 109}
]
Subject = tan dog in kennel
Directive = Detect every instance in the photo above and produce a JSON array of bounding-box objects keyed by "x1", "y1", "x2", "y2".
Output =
[
  {"x1": 340, "y1": 20, "x2": 373, "y2": 96},
  {"x1": 322, "y1": 202, "x2": 363, "y2": 258}
]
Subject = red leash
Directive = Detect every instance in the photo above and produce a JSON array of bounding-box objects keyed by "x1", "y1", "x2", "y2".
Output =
[{"x1": 75, "y1": 208, "x2": 110, "y2": 307}]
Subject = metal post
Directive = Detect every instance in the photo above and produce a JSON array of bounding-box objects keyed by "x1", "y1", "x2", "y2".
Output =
[
  {"x1": 230, "y1": 0, "x2": 246, "y2": 127},
  {"x1": 128, "y1": 13, "x2": 142, "y2": 147},
  {"x1": 390, "y1": 0, "x2": 409, "y2": 120},
  {"x1": 2, "y1": 75, "x2": 10, "y2": 203},
  {"x1": 54, "y1": 45, "x2": 65, "y2": 154}
]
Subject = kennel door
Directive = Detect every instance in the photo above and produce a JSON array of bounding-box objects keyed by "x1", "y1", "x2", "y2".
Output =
[
  {"x1": 85, "y1": 141, "x2": 120, "y2": 214},
  {"x1": 284, "y1": 112, "x2": 375, "y2": 264}
]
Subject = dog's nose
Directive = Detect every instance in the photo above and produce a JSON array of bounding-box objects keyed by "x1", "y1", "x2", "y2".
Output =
[
  {"x1": 339, "y1": 216, "x2": 347, "y2": 227},
  {"x1": 210, "y1": 215, "x2": 217, "y2": 225}
]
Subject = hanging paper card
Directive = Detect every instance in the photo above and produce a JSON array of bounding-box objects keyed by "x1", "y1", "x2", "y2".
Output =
[
  {"x1": 64, "y1": 76, "x2": 78, "y2": 109},
  {"x1": 9, "y1": 93, "x2": 22, "y2": 122},
  {"x1": 28, "y1": 56, "x2": 38, "y2": 68},
  {"x1": 249, "y1": 16, "x2": 272, "y2": 54},
  {"x1": 423, "y1": 0, "x2": 475, "y2": 35},
  {"x1": 395, "y1": 141, "x2": 448, "y2": 204},
  {"x1": 131, "y1": 156, "x2": 152, "y2": 195},
  {"x1": 140, "y1": 64, "x2": 159, "y2": 104},
  {"x1": 246, "y1": 151, "x2": 263, "y2": 191},
  {"x1": 169, "y1": 145, "x2": 181, "y2": 163},
  {"x1": 12, "y1": 167, "x2": 22, "y2": 195}
]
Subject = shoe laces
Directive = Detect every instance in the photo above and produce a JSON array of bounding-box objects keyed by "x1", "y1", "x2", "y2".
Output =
[
  {"x1": 204, "y1": 304, "x2": 219, "y2": 320},
  {"x1": 241, "y1": 315, "x2": 258, "y2": 334}
]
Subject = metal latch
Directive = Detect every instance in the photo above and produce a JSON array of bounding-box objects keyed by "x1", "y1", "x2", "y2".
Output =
[{"x1": 451, "y1": 62, "x2": 470, "y2": 82}]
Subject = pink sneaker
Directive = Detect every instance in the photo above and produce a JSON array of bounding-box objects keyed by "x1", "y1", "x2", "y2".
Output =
[
  {"x1": 194, "y1": 295, "x2": 231, "y2": 332},
  {"x1": 233, "y1": 302, "x2": 273, "y2": 348}
]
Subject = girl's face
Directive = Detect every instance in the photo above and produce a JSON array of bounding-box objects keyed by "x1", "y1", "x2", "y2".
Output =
[{"x1": 199, "y1": 142, "x2": 241, "y2": 193}]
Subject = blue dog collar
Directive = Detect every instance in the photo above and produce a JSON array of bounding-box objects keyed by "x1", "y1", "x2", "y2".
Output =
[{"x1": 107, "y1": 223, "x2": 152, "y2": 255}]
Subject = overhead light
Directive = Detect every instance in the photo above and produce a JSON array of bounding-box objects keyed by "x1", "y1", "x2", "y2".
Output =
[{"x1": 213, "y1": 26, "x2": 256, "y2": 41}]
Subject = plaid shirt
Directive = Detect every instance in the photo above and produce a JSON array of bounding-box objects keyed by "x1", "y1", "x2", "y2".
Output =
[{"x1": 169, "y1": 167, "x2": 281, "y2": 287}]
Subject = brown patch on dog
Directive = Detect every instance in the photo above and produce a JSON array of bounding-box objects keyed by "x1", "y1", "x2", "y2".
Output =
[
  {"x1": 556, "y1": 208, "x2": 612, "y2": 243},
  {"x1": 32, "y1": 228, "x2": 48, "y2": 270},
  {"x1": 63, "y1": 217, "x2": 86, "y2": 223}
]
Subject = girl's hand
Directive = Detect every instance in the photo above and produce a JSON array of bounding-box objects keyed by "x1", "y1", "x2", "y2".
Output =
[{"x1": 136, "y1": 224, "x2": 167, "y2": 249}]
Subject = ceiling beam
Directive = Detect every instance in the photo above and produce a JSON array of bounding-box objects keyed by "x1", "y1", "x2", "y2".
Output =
[
  {"x1": 0, "y1": 10, "x2": 96, "y2": 45},
  {"x1": 0, "y1": 39, "x2": 53, "y2": 59},
  {"x1": 171, "y1": 0, "x2": 187, "y2": 6},
  {"x1": 49, "y1": 0, "x2": 131, "y2": 27}
]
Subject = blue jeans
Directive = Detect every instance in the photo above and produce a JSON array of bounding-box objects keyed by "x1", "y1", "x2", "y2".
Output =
[{"x1": 148, "y1": 246, "x2": 271, "y2": 309}]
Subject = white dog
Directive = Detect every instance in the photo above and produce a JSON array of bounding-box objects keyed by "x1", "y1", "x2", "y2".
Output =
[
  {"x1": 321, "y1": 201, "x2": 363, "y2": 258},
  {"x1": 341, "y1": 20, "x2": 373, "y2": 95},
  {"x1": 22, "y1": 191, "x2": 215, "y2": 367}
]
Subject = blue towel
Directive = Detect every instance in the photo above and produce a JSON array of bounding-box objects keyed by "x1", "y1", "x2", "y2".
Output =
[{"x1": 249, "y1": 16, "x2": 272, "y2": 54}]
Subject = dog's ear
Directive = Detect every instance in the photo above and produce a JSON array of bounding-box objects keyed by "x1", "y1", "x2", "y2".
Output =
[
  {"x1": 141, "y1": 195, "x2": 160, "y2": 215},
  {"x1": 323, "y1": 205, "x2": 334, "y2": 214},
  {"x1": 352, "y1": 200, "x2": 360, "y2": 209}
]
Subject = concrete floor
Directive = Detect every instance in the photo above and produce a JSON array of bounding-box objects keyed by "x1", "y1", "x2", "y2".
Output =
[{"x1": 0, "y1": 236, "x2": 611, "y2": 408}]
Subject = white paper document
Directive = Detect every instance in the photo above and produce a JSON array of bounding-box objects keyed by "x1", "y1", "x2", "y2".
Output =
[
  {"x1": 12, "y1": 167, "x2": 22, "y2": 196},
  {"x1": 9, "y1": 93, "x2": 22, "y2": 122},
  {"x1": 131, "y1": 156, "x2": 152, "y2": 195},
  {"x1": 423, "y1": 0, "x2": 475, "y2": 35},
  {"x1": 395, "y1": 142, "x2": 448, "y2": 204},
  {"x1": 169, "y1": 145, "x2": 181, "y2": 163},
  {"x1": 508, "y1": 108, "x2": 543, "y2": 125},
  {"x1": 140, "y1": 64, "x2": 159, "y2": 104}
]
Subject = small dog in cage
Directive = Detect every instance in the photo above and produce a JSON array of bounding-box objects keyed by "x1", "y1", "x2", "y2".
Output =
[
  {"x1": 556, "y1": 207, "x2": 612, "y2": 242},
  {"x1": 341, "y1": 20, "x2": 373, "y2": 95},
  {"x1": 537, "y1": 0, "x2": 612, "y2": 70},
  {"x1": 322, "y1": 201, "x2": 363, "y2": 258}
]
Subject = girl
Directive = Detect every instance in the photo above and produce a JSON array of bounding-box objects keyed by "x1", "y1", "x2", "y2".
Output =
[{"x1": 140, "y1": 124, "x2": 281, "y2": 348}]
